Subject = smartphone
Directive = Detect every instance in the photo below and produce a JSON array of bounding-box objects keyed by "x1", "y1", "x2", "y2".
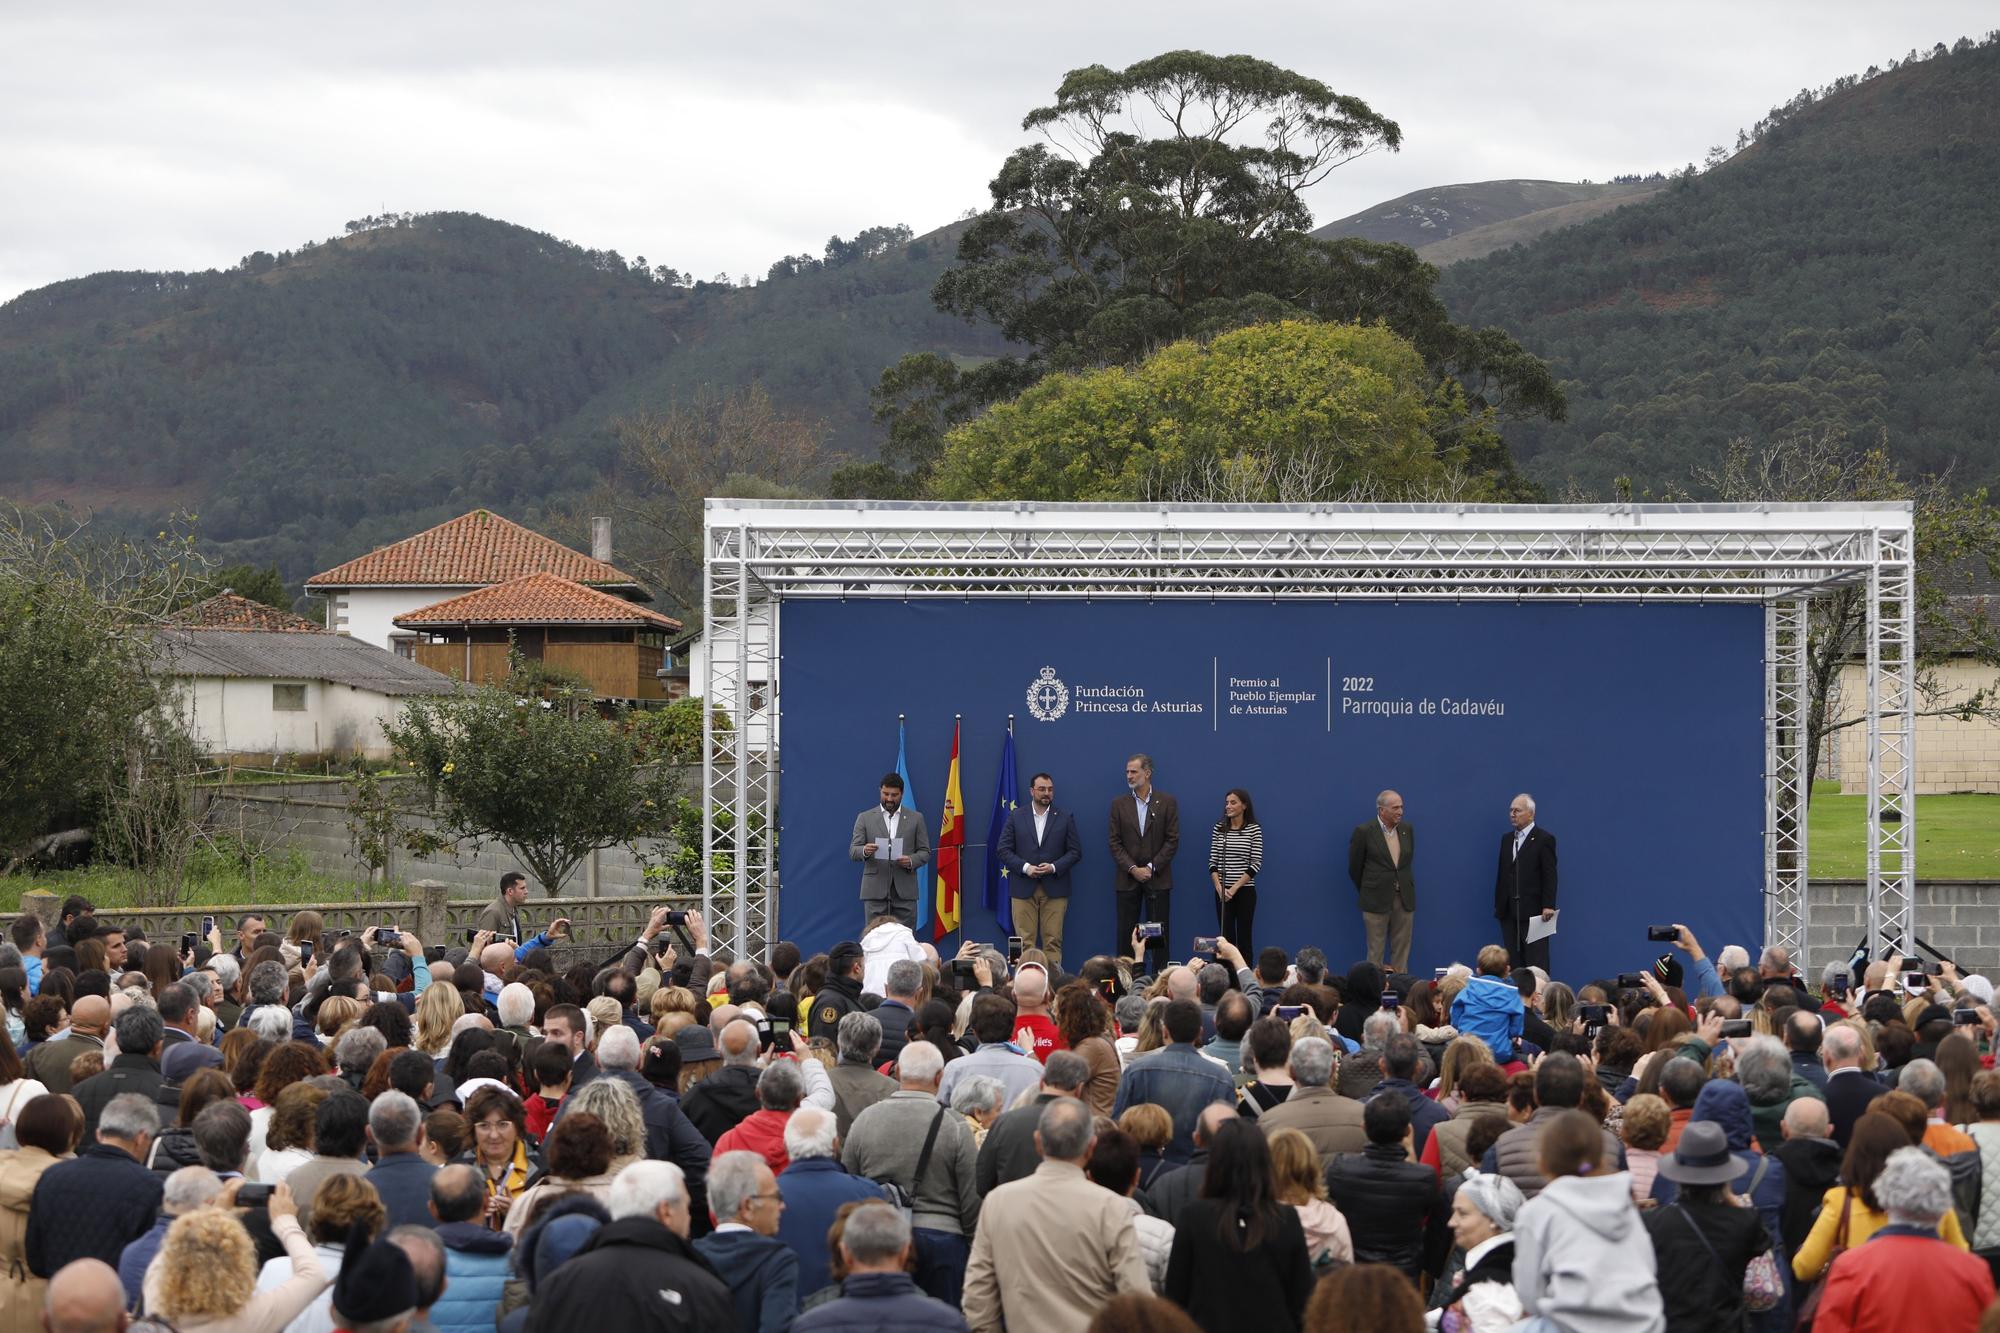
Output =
[
  {"x1": 180, "y1": 932, "x2": 197, "y2": 955},
  {"x1": 1192, "y1": 936, "x2": 1219, "y2": 956},
  {"x1": 1954, "y1": 1009, "x2": 1981, "y2": 1027},
  {"x1": 1379, "y1": 989, "x2": 1399, "y2": 1010},
  {"x1": 1433, "y1": 966, "x2": 1449, "y2": 982},
  {"x1": 1580, "y1": 1003, "x2": 1611, "y2": 1026},
  {"x1": 1007, "y1": 935, "x2": 1024, "y2": 963},
  {"x1": 235, "y1": 1183, "x2": 274, "y2": 1206},
  {"x1": 376, "y1": 927, "x2": 401, "y2": 948},
  {"x1": 1646, "y1": 925, "x2": 1678, "y2": 942},
  {"x1": 1828, "y1": 971, "x2": 1850, "y2": 999},
  {"x1": 1720, "y1": 1018, "x2": 1754, "y2": 1038},
  {"x1": 299, "y1": 940, "x2": 314, "y2": 964},
  {"x1": 1137, "y1": 922, "x2": 1163, "y2": 940},
  {"x1": 1617, "y1": 972, "x2": 1645, "y2": 989},
  {"x1": 949, "y1": 959, "x2": 979, "y2": 986},
  {"x1": 1275, "y1": 1004, "x2": 1305, "y2": 1021},
  {"x1": 201, "y1": 915, "x2": 216, "y2": 938},
  {"x1": 1906, "y1": 971, "x2": 1930, "y2": 990}
]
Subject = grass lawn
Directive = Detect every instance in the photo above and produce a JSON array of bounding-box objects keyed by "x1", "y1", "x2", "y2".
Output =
[
  {"x1": 0, "y1": 844, "x2": 382, "y2": 915},
  {"x1": 1808, "y1": 782, "x2": 2000, "y2": 878}
]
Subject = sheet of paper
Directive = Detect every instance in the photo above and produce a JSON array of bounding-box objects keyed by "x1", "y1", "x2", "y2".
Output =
[
  {"x1": 872, "y1": 837, "x2": 891, "y2": 861},
  {"x1": 1526, "y1": 910, "x2": 1560, "y2": 943},
  {"x1": 890, "y1": 837, "x2": 904, "y2": 860}
]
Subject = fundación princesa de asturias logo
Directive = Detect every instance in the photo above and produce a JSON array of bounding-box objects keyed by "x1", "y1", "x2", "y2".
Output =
[{"x1": 1026, "y1": 666, "x2": 1069, "y2": 722}]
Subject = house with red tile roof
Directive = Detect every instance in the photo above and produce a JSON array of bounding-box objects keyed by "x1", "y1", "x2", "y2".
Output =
[
  {"x1": 394, "y1": 572, "x2": 683, "y2": 703},
  {"x1": 305, "y1": 510, "x2": 651, "y2": 655}
]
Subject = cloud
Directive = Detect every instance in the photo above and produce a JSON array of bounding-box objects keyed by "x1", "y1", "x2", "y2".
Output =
[{"x1": 1, "y1": 2, "x2": 1989, "y2": 300}]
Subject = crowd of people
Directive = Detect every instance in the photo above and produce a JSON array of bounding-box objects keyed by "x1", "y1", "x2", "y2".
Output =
[{"x1": 2, "y1": 886, "x2": 1999, "y2": 1333}]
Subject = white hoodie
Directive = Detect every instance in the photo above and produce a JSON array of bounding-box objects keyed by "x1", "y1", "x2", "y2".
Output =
[
  {"x1": 861, "y1": 920, "x2": 926, "y2": 996},
  {"x1": 1512, "y1": 1170, "x2": 1665, "y2": 1333}
]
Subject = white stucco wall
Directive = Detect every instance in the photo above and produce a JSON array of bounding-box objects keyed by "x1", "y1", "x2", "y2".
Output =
[
  {"x1": 321, "y1": 587, "x2": 476, "y2": 651},
  {"x1": 177, "y1": 676, "x2": 411, "y2": 760}
]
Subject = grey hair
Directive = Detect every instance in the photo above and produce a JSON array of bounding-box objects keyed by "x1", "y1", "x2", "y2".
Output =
[
  {"x1": 1875, "y1": 1145, "x2": 1954, "y2": 1223},
  {"x1": 1196, "y1": 964, "x2": 1230, "y2": 1005},
  {"x1": 1458, "y1": 1171, "x2": 1525, "y2": 1231},
  {"x1": 1898, "y1": 1058, "x2": 1946, "y2": 1108},
  {"x1": 719, "y1": 1018, "x2": 763, "y2": 1067},
  {"x1": 1127, "y1": 753, "x2": 1153, "y2": 775},
  {"x1": 247, "y1": 960, "x2": 288, "y2": 1005},
  {"x1": 1375, "y1": 789, "x2": 1399, "y2": 810},
  {"x1": 368, "y1": 1091, "x2": 423, "y2": 1150},
  {"x1": 897, "y1": 1039, "x2": 944, "y2": 1085},
  {"x1": 162, "y1": 1165, "x2": 223, "y2": 1213},
  {"x1": 246, "y1": 1005, "x2": 292, "y2": 1041},
  {"x1": 707, "y1": 1150, "x2": 767, "y2": 1221},
  {"x1": 208, "y1": 954, "x2": 241, "y2": 989},
  {"x1": 99, "y1": 1092, "x2": 160, "y2": 1142},
  {"x1": 840, "y1": 1202, "x2": 912, "y2": 1263},
  {"x1": 950, "y1": 1075, "x2": 1005, "y2": 1118},
  {"x1": 496, "y1": 983, "x2": 535, "y2": 1028},
  {"x1": 1732, "y1": 1036, "x2": 1792, "y2": 1103},
  {"x1": 1289, "y1": 1037, "x2": 1335, "y2": 1088},
  {"x1": 597, "y1": 1025, "x2": 642, "y2": 1073},
  {"x1": 1113, "y1": 995, "x2": 1147, "y2": 1033},
  {"x1": 334, "y1": 1025, "x2": 386, "y2": 1073},
  {"x1": 884, "y1": 960, "x2": 923, "y2": 998},
  {"x1": 1759, "y1": 946, "x2": 1791, "y2": 973},
  {"x1": 1715, "y1": 945, "x2": 1751, "y2": 974},
  {"x1": 1823, "y1": 1024, "x2": 1864, "y2": 1065},
  {"x1": 757, "y1": 1059, "x2": 804, "y2": 1112},
  {"x1": 1040, "y1": 1050, "x2": 1090, "y2": 1095},
  {"x1": 1036, "y1": 1096, "x2": 1094, "y2": 1160},
  {"x1": 1512, "y1": 793, "x2": 1536, "y2": 815},
  {"x1": 565, "y1": 1078, "x2": 648, "y2": 1158},
  {"x1": 783, "y1": 1106, "x2": 838, "y2": 1161},
  {"x1": 113, "y1": 1005, "x2": 164, "y2": 1055},
  {"x1": 1362, "y1": 1010, "x2": 1400, "y2": 1049},
  {"x1": 837, "y1": 1012, "x2": 883, "y2": 1063},
  {"x1": 606, "y1": 1160, "x2": 686, "y2": 1219},
  {"x1": 1821, "y1": 960, "x2": 1848, "y2": 990}
]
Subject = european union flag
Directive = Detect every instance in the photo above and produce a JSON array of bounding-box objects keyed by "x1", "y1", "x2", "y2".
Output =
[{"x1": 983, "y1": 724, "x2": 1019, "y2": 934}]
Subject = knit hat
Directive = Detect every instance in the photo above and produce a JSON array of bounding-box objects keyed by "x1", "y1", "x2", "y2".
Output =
[
  {"x1": 1961, "y1": 975, "x2": 1995, "y2": 1005},
  {"x1": 331, "y1": 1222, "x2": 418, "y2": 1325},
  {"x1": 1651, "y1": 955, "x2": 1684, "y2": 989}
]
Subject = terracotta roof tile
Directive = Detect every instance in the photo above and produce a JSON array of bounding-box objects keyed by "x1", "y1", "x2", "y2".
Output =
[
  {"x1": 393, "y1": 573, "x2": 683, "y2": 630},
  {"x1": 305, "y1": 510, "x2": 645, "y2": 592},
  {"x1": 170, "y1": 593, "x2": 325, "y2": 633}
]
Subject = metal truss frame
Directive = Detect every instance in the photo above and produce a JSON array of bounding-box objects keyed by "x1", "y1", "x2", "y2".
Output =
[{"x1": 702, "y1": 500, "x2": 1916, "y2": 965}]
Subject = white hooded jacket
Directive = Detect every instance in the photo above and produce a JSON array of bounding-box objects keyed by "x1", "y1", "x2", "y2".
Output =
[
  {"x1": 1512, "y1": 1169, "x2": 1665, "y2": 1333},
  {"x1": 861, "y1": 919, "x2": 926, "y2": 997}
]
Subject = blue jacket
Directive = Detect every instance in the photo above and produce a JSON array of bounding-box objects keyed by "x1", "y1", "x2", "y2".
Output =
[
  {"x1": 432, "y1": 1221, "x2": 514, "y2": 1333},
  {"x1": 793, "y1": 1272, "x2": 970, "y2": 1332},
  {"x1": 1651, "y1": 1080, "x2": 1792, "y2": 1330},
  {"x1": 25, "y1": 1144, "x2": 163, "y2": 1276},
  {"x1": 776, "y1": 1158, "x2": 888, "y2": 1299},
  {"x1": 692, "y1": 1227, "x2": 800, "y2": 1333},
  {"x1": 995, "y1": 804, "x2": 1083, "y2": 898},
  {"x1": 369, "y1": 1150, "x2": 440, "y2": 1231},
  {"x1": 1687, "y1": 955, "x2": 1724, "y2": 999},
  {"x1": 23, "y1": 956, "x2": 41, "y2": 997},
  {"x1": 1112, "y1": 1043, "x2": 1237, "y2": 1163},
  {"x1": 1450, "y1": 974, "x2": 1524, "y2": 1062},
  {"x1": 117, "y1": 1214, "x2": 172, "y2": 1309}
]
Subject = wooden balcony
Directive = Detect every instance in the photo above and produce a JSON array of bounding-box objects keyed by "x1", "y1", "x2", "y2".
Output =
[{"x1": 414, "y1": 640, "x2": 667, "y2": 702}]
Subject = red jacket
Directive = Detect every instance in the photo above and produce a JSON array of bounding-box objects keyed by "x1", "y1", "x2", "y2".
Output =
[
  {"x1": 714, "y1": 1108, "x2": 791, "y2": 1174},
  {"x1": 525, "y1": 1094, "x2": 561, "y2": 1143},
  {"x1": 1814, "y1": 1231, "x2": 1995, "y2": 1333}
]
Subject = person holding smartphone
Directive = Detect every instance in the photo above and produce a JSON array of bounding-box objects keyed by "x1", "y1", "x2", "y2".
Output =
[{"x1": 1208, "y1": 788, "x2": 1263, "y2": 958}]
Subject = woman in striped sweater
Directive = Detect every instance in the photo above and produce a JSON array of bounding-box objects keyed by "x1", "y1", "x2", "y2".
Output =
[{"x1": 1209, "y1": 788, "x2": 1264, "y2": 955}]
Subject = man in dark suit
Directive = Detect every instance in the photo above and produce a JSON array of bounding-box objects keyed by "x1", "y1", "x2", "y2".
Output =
[
  {"x1": 1495, "y1": 793, "x2": 1558, "y2": 973},
  {"x1": 997, "y1": 771, "x2": 1083, "y2": 968},
  {"x1": 848, "y1": 772, "x2": 932, "y2": 930},
  {"x1": 1109, "y1": 753, "x2": 1178, "y2": 973},
  {"x1": 1821, "y1": 1021, "x2": 1888, "y2": 1148},
  {"x1": 1348, "y1": 790, "x2": 1416, "y2": 972}
]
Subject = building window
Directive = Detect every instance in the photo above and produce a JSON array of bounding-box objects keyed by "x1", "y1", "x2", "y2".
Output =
[{"x1": 273, "y1": 683, "x2": 307, "y2": 711}]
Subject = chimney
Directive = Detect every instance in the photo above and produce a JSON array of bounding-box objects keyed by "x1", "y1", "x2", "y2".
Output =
[{"x1": 590, "y1": 517, "x2": 612, "y2": 564}]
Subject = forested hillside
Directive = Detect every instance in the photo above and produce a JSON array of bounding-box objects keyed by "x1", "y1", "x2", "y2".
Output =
[
  {"x1": 1314, "y1": 178, "x2": 1659, "y2": 254},
  {"x1": 0, "y1": 214, "x2": 992, "y2": 581},
  {"x1": 1438, "y1": 36, "x2": 2000, "y2": 494}
]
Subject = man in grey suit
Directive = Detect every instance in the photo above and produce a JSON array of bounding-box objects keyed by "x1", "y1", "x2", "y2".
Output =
[
  {"x1": 849, "y1": 772, "x2": 932, "y2": 929},
  {"x1": 1347, "y1": 789, "x2": 1416, "y2": 973}
]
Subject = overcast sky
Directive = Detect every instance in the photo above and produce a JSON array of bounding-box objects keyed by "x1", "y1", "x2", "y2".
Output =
[{"x1": 2, "y1": 4, "x2": 1988, "y2": 302}]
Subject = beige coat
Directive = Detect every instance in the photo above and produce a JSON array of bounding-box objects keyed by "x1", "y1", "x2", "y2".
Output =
[
  {"x1": 0, "y1": 1148, "x2": 61, "y2": 1333},
  {"x1": 1257, "y1": 1086, "x2": 1368, "y2": 1162},
  {"x1": 149, "y1": 1214, "x2": 328, "y2": 1333},
  {"x1": 963, "y1": 1160, "x2": 1150, "y2": 1333}
]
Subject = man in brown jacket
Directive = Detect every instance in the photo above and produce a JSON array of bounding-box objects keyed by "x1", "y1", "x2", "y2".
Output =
[
  {"x1": 1256, "y1": 1037, "x2": 1367, "y2": 1164},
  {"x1": 963, "y1": 1096, "x2": 1149, "y2": 1333},
  {"x1": 1109, "y1": 754, "x2": 1179, "y2": 974}
]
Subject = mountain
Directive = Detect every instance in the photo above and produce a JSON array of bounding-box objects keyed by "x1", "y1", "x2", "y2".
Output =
[
  {"x1": 1436, "y1": 36, "x2": 2000, "y2": 495},
  {"x1": 1314, "y1": 179, "x2": 1662, "y2": 260},
  {"x1": 0, "y1": 214, "x2": 995, "y2": 583}
]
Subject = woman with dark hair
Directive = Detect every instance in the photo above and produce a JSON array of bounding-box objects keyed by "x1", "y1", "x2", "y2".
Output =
[
  {"x1": 359, "y1": 1000, "x2": 412, "y2": 1051},
  {"x1": 461, "y1": 1084, "x2": 537, "y2": 1228},
  {"x1": 74, "y1": 937, "x2": 108, "y2": 976},
  {"x1": 916, "y1": 998, "x2": 964, "y2": 1064},
  {"x1": 247, "y1": 1041, "x2": 328, "y2": 1162},
  {"x1": 505, "y1": 1111, "x2": 616, "y2": 1234},
  {"x1": 1302, "y1": 1263, "x2": 1426, "y2": 1333},
  {"x1": 15, "y1": 998, "x2": 63, "y2": 1058},
  {"x1": 0, "y1": 969, "x2": 28, "y2": 1050},
  {"x1": 0, "y1": 1095, "x2": 83, "y2": 1333},
  {"x1": 1163, "y1": 1119, "x2": 1312, "y2": 1331},
  {"x1": 225, "y1": 1035, "x2": 273, "y2": 1109},
  {"x1": 445, "y1": 1028, "x2": 497, "y2": 1086},
  {"x1": 1207, "y1": 789, "x2": 1263, "y2": 956},
  {"x1": 147, "y1": 1067, "x2": 237, "y2": 1176},
  {"x1": 0, "y1": 1026, "x2": 46, "y2": 1153},
  {"x1": 1335, "y1": 962, "x2": 1384, "y2": 1043},
  {"x1": 1793, "y1": 1110, "x2": 1969, "y2": 1281},
  {"x1": 1054, "y1": 981, "x2": 1120, "y2": 1116},
  {"x1": 142, "y1": 941, "x2": 183, "y2": 997},
  {"x1": 1937, "y1": 1030, "x2": 1981, "y2": 1127}
]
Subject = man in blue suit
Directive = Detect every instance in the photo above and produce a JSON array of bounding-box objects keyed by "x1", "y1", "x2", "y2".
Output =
[{"x1": 996, "y1": 771, "x2": 1083, "y2": 968}]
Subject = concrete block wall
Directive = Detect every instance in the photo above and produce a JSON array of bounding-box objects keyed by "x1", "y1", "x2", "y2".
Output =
[
  {"x1": 1826, "y1": 661, "x2": 2000, "y2": 794},
  {"x1": 1806, "y1": 878, "x2": 2000, "y2": 974}
]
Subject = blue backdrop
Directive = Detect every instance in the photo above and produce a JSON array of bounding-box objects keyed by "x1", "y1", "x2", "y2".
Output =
[{"x1": 775, "y1": 600, "x2": 1763, "y2": 985}]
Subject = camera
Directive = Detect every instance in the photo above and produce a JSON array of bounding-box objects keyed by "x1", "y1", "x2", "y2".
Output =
[
  {"x1": 376, "y1": 927, "x2": 401, "y2": 948},
  {"x1": 1275, "y1": 1005, "x2": 1305, "y2": 1021},
  {"x1": 1580, "y1": 1003, "x2": 1611, "y2": 1026},
  {"x1": 1192, "y1": 936, "x2": 1219, "y2": 956},
  {"x1": 1720, "y1": 1019, "x2": 1753, "y2": 1038},
  {"x1": 1137, "y1": 922, "x2": 1163, "y2": 940},
  {"x1": 236, "y1": 1183, "x2": 274, "y2": 1206},
  {"x1": 1955, "y1": 1009, "x2": 1982, "y2": 1027},
  {"x1": 665, "y1": 910, "x2": 689, "y2": 926},
  {"x1": 1646, "y1": 925, "x2": 1678, "y2": 943},
  {"x1": 1616, "y1": 972, "x2": 1645, "y2": 989}
]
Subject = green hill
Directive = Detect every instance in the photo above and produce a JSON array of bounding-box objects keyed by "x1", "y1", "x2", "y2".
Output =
[
  {"x1": 0, "y1": 213, "x2": 994, "y2": 581},
  {"x1": 1437, "y1": 36, "x2": 2000, "y2": 494},
  {"x1": 1314, "y1": 178, "x2": 1660, "y2": 257}
]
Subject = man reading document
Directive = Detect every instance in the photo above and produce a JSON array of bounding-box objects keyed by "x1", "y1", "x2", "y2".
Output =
[{"x1": 850, "y1": 772, "x2": 930, "y2": 930}]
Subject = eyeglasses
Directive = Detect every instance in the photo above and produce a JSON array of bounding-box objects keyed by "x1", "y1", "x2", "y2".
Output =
[
  {"x1": 474, "y1": 1120, "x2": 514, "y2": 1134},
  {"x1": 751, "y1": 1192, "x2": 783, "y2": 1207}
]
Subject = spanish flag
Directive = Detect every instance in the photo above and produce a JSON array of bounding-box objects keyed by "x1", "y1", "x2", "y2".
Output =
[{"x1": 935, "y1": 719, "x2": 964, "y2": 939}]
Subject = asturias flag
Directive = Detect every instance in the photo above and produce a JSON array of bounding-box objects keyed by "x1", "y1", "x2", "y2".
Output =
[
  {"x1": 983, "y1": 723, "x2": 1020, "y2": 934},
  {"x1": 896, "y1": 719, "x2": 931, "y2": 935},
  {"x1": 935, "y1": 719, "x2": 964, "y2": 939}
]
